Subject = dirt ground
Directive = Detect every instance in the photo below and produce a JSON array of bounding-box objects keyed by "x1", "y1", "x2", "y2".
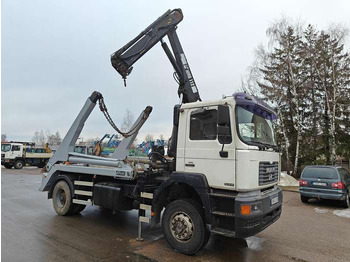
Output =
[{"x1": 2, "y1": 167, "x2": 350, "y2": 262}]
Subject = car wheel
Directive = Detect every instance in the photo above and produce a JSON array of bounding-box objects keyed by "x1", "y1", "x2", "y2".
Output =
[
  {"x1": 162, "y1": 199, "x2": 206, "y2": 255},
  {"x1": 342, "y1": 192, "x2": 350, "y2": 208},
  {"x1": 301, "y1": 195, "x2": 309, "y2": 203},
  {"x1": 14, "y1": 160, "x2": 24, "y2": 169},
  {"x1": 52, "y1": 180, "x2": 76, "y2": 216}
]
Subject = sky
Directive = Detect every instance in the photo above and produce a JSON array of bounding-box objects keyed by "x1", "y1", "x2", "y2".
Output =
[{"x1": 2, "y1": 0, "x2": 350, "y2": 143}]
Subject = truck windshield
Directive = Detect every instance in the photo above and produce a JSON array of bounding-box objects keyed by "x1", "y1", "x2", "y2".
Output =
[
  {"x1": 236, "y1": 106, "x2": 276, "y2": 147},
  {"x1": 1, "y1": 144, "x2": 11, "y2": 152}
]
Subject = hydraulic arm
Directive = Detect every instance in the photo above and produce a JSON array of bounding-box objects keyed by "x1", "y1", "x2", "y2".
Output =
[{"x1": 111, "y1": 9, "x2": 200, "y2": 104}]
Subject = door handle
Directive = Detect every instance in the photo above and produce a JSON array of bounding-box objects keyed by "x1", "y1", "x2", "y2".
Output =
[{"x1": 185, "y1": 162, "x2": 195, "y2": 167}]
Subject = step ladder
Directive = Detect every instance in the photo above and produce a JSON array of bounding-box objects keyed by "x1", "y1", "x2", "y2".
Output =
[
  {"x1": 137, "y1": 192, "x2": 153, "y2": 241},
  {"x1": 72, "y1": 180, "x2": 93, "y2": 205},
  {"x1": 209, "y1": 190, "x2": 237, "y2": 237}
]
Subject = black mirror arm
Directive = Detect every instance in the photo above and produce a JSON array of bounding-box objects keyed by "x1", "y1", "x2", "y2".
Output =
[{"x1": 219, "y1": 139, "x2": 228, "y2": 158}]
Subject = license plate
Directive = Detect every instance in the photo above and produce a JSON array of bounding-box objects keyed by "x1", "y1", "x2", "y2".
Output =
[
  {"x1": 312, "y1": 182, "x2": 327, "y2": 186},
  {"x1": 271, "y1": 195, "x2": 279, "y2": 206}
]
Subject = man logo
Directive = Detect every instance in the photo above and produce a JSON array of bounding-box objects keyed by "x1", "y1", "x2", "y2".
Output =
[{"x1": 266, "y1": 167, "x2": 275, "y2": 173}]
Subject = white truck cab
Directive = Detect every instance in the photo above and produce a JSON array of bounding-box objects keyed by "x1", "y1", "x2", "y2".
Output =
[
  {"x1": 177, "y1": 93, "x2": 280, "y2": 191},
  {"x1": 2, "y1": 143, "x2": 25, "y2": 169}
]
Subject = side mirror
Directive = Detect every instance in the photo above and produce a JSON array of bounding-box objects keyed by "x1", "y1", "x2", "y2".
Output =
[
  {"x1": 217, "y1": 126, "x2": 231, "y2": 136},
  {"x1": 217, "y1": 105, "x2": 232, "y2": 144},
  {"x1": 218, "y1": 105, "x2": 230, "y2": 126},
  {"x1": 173, "y1": 104, "x2": 181, "y2": 126}
]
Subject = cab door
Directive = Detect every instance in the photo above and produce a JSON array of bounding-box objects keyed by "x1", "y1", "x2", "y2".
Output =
[
  {"x1": 184, "y1": 105, "x2": 236, "y2": 190},
  {"x1": 10, "y1": 145, "x2": 22, "y2": 159}
]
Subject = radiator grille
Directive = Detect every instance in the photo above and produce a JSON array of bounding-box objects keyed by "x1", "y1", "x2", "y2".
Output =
[{"x1": 259, "y1": 161, "x2": 278, "y2": 186}]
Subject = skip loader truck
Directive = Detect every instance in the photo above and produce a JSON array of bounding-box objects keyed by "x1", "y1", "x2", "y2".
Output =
[{"x1": 40, "y1": 9, "x2": 282, "y2": 255}]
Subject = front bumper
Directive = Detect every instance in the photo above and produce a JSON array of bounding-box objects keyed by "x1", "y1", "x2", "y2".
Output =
[
  {"x1": 1, "y1": 159, "x2": 13, "y2": 166},
  {"x1": 300, "y1": 187, "x2": 346, "y2": 201},
  {"x1": 234, "y1": 186, "x2": 283, "y2": 238}
]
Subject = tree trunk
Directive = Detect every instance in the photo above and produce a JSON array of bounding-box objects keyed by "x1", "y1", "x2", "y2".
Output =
[{"x1": 277, "y1": 107, "x2": 292, "y2": 175}]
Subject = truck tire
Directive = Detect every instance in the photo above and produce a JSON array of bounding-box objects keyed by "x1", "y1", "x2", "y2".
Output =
[
  {"x1": 52, "y1": 180, "x2": 77, "y2": 216},
  {"x1": 301, "y1": 195, "x2": 309, "y2": 203},
  {"x1": 14, "y1": 160, "x2": 24, "y2": 169},
  {"x1": 4, "y1": 164, "x2": 13, "y2": 169},
  {"x1": 162, "y1": 199, "x2": 206, "y2": 255}
]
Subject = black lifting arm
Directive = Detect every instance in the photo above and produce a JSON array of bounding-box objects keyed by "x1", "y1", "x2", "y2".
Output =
[{"x1": 111, "y1": 9, "x2": 201, "y2": 104}]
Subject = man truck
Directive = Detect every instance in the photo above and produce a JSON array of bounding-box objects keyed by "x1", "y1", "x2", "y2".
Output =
[
  {"x1": 39, "y1": 9, "x2": 282, "y2": 255},
  {"x1": 2, "y1": 142, "x2": 53, "y2": 169}
]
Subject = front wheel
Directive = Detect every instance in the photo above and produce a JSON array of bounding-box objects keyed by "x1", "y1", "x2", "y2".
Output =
[
  {"x1": 14, "y1": 160, "x2": 24, "y2": 169},
  {"x1": 162, "y1": 199, "x2": 206, "y2": 255}
]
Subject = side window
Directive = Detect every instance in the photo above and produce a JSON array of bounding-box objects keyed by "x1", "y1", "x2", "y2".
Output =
[
  {"x1": 190, "y1": 109, "x2": 217, "y2": 140},
  {"x1": 12, "y1": 145, "x2": 21, "y2": 151}
]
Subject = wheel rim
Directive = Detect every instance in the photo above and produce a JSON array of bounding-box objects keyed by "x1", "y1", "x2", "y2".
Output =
[
  {"x1": 16, "y1": 162, "x2": 23, "y2": 168},
  {"x1": 56, "y1": 189, "x2": 67, "y2": 208},
  {"x1": 347, "y1": 193, "x2": 350, "y2": 207},
  {"x1": 170, "y1": 211, "x2": 194, "y2": 242}
]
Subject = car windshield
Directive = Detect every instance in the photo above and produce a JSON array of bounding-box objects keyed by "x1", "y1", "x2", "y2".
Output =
[
  {"x1": 236, "y1": 106, "x2": 276, "y2": 146},
  {"x1": 302, "y1": 167, "x2": 338, "y2": 179},
  {"x1": 1, "y1": 144, "x2": 11, "y2": 152}
]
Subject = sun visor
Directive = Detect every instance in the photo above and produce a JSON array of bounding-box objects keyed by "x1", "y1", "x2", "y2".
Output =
[{"x1": 233, "y1": 93, "x2": 277, "y2": 120}]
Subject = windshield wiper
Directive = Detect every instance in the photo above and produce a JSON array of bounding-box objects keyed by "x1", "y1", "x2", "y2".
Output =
[
  {"x1": 246, "y1": 141, "x2": 268, "y2": 150},
  {"x1": 248, "y1": 141, "x2": 279, "y2": 152}
]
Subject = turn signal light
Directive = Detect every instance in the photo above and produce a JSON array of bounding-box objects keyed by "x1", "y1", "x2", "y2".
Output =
[
  {"x1": 240, "y1": 205, "x2": 251, "y2": 215},
  {"x1": 331, "y1": 182, "x2": 345, "y2": 189},
  {"x1": 299, "y1": 179, "x2": 308, "y2": 186}
]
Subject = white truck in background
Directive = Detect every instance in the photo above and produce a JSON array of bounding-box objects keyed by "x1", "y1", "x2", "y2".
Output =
[
  {"x1": 1, "y1": 142, "x2": 53, "y2": 169},
  {"x1": 39, "y1": 9, "x2": 282, "y2": 255}
]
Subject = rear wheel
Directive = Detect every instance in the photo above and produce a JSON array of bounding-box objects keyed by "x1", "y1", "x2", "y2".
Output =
[
  {"x1": 4, "y1": 164, "x2": 13, "y2": 169},
  {"x1": 301, "y1": 195, "x2": 309, "y2": 203},
  {"x1": 37, "y1": 160, "x2": 48, "y2": 168},
  {"x1": 162, "y1": 199, "x2": 206, "y2": 255},
  {"x1": 52, "y1": 180, "x2": 77, "y2": 216},
  {"x1": 14, "y1": 160, "x2": 24, "y2": 169},
  {"x1": 342, "y1": 192, "x2": 350, "y2": 208}
]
